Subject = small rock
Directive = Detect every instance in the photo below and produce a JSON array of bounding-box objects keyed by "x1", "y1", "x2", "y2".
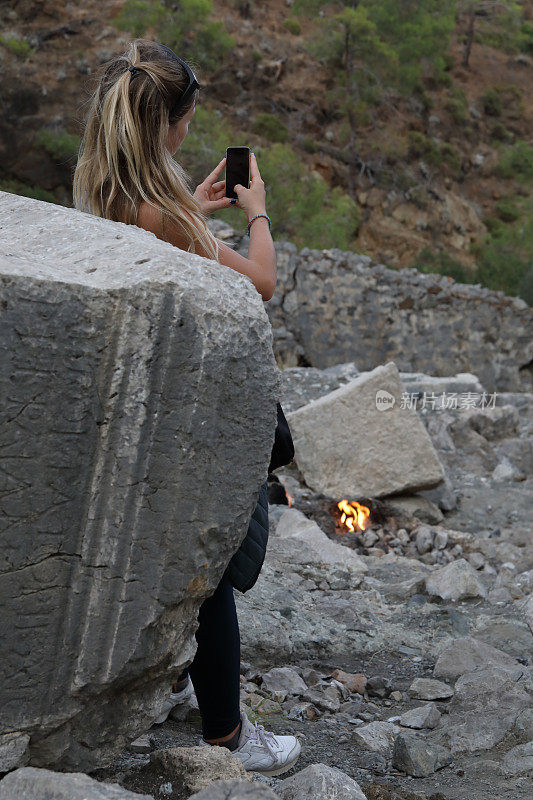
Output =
[
  {"x1": 501, "y1": 741, "x2": 533, "y2": 776},
  {"x1": 433, "y1": 530, "x2": 449, "y2": 550},
  {"x1": 366, "y1": 676, "x2": 392, "y2": 698},
  {"x1": 408, "y1": 678, "x2": 454, "y2": 700},
  {"x1": 330, "y1": 669, "x2": 367, "y2": 695},
  {"x1": 338, "y1": 697, "x2": 363, "y2": 720},
  {"x1": 261, "y1": 667, "x2": 308, "y2": 697},
  {"x1": 0, "y1": 732, "x2": 30, "y2": 772},
  {"x1": 302, "y1": 684, "x2": 342, "y2": 713},
  {"x1": 129, "y1": 733, "x2": 152, "y2": 754},
  {"x1": 392, "y1": 732, "x2": 452, "y2": 777},
  {"x1": 400, "y1": 703, "x2": 441, "y2": 729},
  {"x1": 415, "y1": 526, "x2": 434, "y2": 554},
  {"x1": 287, "y1": 702, "x2": 320, "y2": 721},
  {"x1": 353, "y1": 721, "x2": 400, "y2": 756},
  {"x1": 390, "y1": 691, "x2": 403, "y2": 702},
  {"x1": 425, "y1": 558, "x2": 487, "y2": 601}
]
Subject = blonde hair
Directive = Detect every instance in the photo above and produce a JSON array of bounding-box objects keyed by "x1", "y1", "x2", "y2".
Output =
[{"x1": 73, "y1": 38, "x2": 219, "y2": 261}]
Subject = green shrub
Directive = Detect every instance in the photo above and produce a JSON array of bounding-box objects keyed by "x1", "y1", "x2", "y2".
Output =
[
  {"x1": 35, "y1": 128, "x2": 81, "y2": 162},
  {"x1": 495, "y1": 197, "x2": 521, "y2": 223},
  {"x1": 489, "y1": 121, "x2": 511, "y2": 142},
  {"x1": 0, "y1": 179, "x2": 55, "y2": 203},
  {"x1": 444, "y1": 85, "x2": 468, "y2": 124},
  {"x1": 413, "y1": 246, "x2": 471, "y2": 283},
  {"x1": 251, "y1": 49, "x2": 263, "y2": 62},
  {"x1": 0, "y1": 35, "x2": 35, "y2": 59},
  {"x1": 480, "y1": 87, "x2": 502, "y2": 116},
  {"x1": 440, "y1": 142, "x2": 461, "y2": 174},
  {"x1": 471, "y1": 196, "x2": 533, "y2": 304},
  {"x1": 283, "y1": 18, "x2": 301, "y2": 35},
  {"x1": 113, "y1": 0, "x2": 167, "y2": 38},
  {"x1": 520, "y1": 20, "x2": 533, "y2": 54},
  {"x1": 483, "y1": 216, "x2": 506, "y2": 237},
  {"x1": 495, "y1": 140, "x2": 533, "y2": 181},
  {"x1": 252, "y1": 113, "x2": 289, "y2": 143},
  {"x1": 301, "y1": 136, "x2": 318, "y2": 153},
  {"x1": 407, "y1": 131, "x2": 441, "y2": 165},
  {"x1": 112, "y1": 0, "x2": 234, "y2": 71}
]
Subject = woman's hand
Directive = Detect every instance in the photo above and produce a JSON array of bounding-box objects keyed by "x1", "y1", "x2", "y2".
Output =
[
  {"x1": 233, "y1": 153, "x2": 266, "y2": 220},
  {"x1": 194, "y1": 157, "x2": 235, "y2": 216}
]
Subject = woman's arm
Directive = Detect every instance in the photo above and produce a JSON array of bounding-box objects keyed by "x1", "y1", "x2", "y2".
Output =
[{"x1": 216, "y1": 217, "x2": 276, "y2": 302}]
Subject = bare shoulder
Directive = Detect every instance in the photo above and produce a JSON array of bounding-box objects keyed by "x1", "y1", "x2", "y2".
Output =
[
  {"x1": 136, "y1": 201, "x2": 206, "y2": 255},
  {"x1": 136, "y1": 200, "x2": 163, "y2": 235}
]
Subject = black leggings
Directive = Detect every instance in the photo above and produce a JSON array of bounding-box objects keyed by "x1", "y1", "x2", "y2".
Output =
[{"x1": 177, "y1": 571, "x2": 241, "y2": 739}]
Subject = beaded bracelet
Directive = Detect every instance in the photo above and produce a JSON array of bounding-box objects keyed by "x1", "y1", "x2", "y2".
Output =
[{"x1": 246, "y1": 213, "x2": 271, "y2": 236}]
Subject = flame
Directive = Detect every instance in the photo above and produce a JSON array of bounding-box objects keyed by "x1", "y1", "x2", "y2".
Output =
[
  {"x1": 337, "y1": 499, "x2": 370, "y2": 532},
  {"x1": 286, "y1": 492, "x2": 293, "y2": 507}
]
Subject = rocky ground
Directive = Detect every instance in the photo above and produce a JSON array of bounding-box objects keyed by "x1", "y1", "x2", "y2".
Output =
[{"x1": 85, "y1": 361, "x2": 533, "y2": 800}]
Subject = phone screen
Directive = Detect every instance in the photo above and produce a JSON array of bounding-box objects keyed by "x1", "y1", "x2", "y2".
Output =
[{"x1": 225, "y1": 147, "x2": 250, "y2": 200}]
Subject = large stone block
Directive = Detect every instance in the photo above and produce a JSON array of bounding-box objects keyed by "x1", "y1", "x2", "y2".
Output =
[
  {"x1": 286, "y1": 361, "x2": 445, "y2": 499},
  {"x1": 0, "y1": 192, "x2": 280, "y2": 770},
  {"x1": 0, "y1": 767, "x2": 154, "y2": 799}
]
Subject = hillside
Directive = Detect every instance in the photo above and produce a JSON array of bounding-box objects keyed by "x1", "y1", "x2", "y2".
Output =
[{"x1": 0, "y1": 0, "x2": 532, "y2": 301}]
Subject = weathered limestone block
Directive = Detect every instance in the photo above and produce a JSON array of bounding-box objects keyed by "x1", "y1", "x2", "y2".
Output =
[
  {"x1": 0, "y1": 767, "x2": 154, "y2": 799},
  {"x1": 286, "y1": 361, "x2": 445, "y2": 499},
  {"x1": 0, "y1": 192, "x2": 280, "y2": 770}
]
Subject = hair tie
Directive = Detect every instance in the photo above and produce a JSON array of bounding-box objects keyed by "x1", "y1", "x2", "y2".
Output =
[{"x1": 128, "y1": 65, "x2": 139, "y2": 76}]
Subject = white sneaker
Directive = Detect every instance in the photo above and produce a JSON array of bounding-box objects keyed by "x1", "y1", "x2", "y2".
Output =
[
  {"x1": 199, "y1": 709, "x2": 301, "y2": 777},
  {"x1": 153, "y1": 676, "x2": 195, "y2": 724}
]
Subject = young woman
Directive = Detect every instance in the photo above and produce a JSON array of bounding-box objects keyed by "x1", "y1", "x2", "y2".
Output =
[{"x1": 73, "y1": 38, "x2": 301, "y2": 776}]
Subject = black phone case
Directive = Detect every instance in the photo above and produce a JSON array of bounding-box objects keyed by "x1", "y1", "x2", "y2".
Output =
[{"x1": 225, "y1": 147, "x2": 250, "y2": 199}]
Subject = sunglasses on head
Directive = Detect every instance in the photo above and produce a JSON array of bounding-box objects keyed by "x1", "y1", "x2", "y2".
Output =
[{"x1": 159, "y1": 44, "x2": 201, "y2": 115}]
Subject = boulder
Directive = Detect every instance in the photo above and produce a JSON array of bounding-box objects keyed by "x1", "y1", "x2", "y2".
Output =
[
  {"x1": 0, "y1": 767, "x2": 153, "y2": 799},
  {"x1": 0, "y1": 192, "x2": 280, "y2": 770},
  {"x1": 285, "y1": 361, "x2": 445, "y2": 499},
  {"x1": 148, "y1": 746, "x2": 250, "y2": 794},
  {"x1": 439, "y1": 665, "x2": 531, "y2": 754},
  {"x1": 188, "y1": 780, "x2": 279, "y2": 799},
  {"x1": 277, "y1": 763, "x2": 367, "y2": 800}
]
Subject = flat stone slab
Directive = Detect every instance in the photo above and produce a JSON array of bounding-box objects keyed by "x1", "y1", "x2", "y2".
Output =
[{"x1": 286, "y1": 361, "x2": 445, "y2": 499}]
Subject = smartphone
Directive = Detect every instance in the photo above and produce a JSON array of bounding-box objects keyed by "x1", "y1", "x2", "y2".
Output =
[{"x1": 225, "y1": 146, "x2": 250, "y2": 200}]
